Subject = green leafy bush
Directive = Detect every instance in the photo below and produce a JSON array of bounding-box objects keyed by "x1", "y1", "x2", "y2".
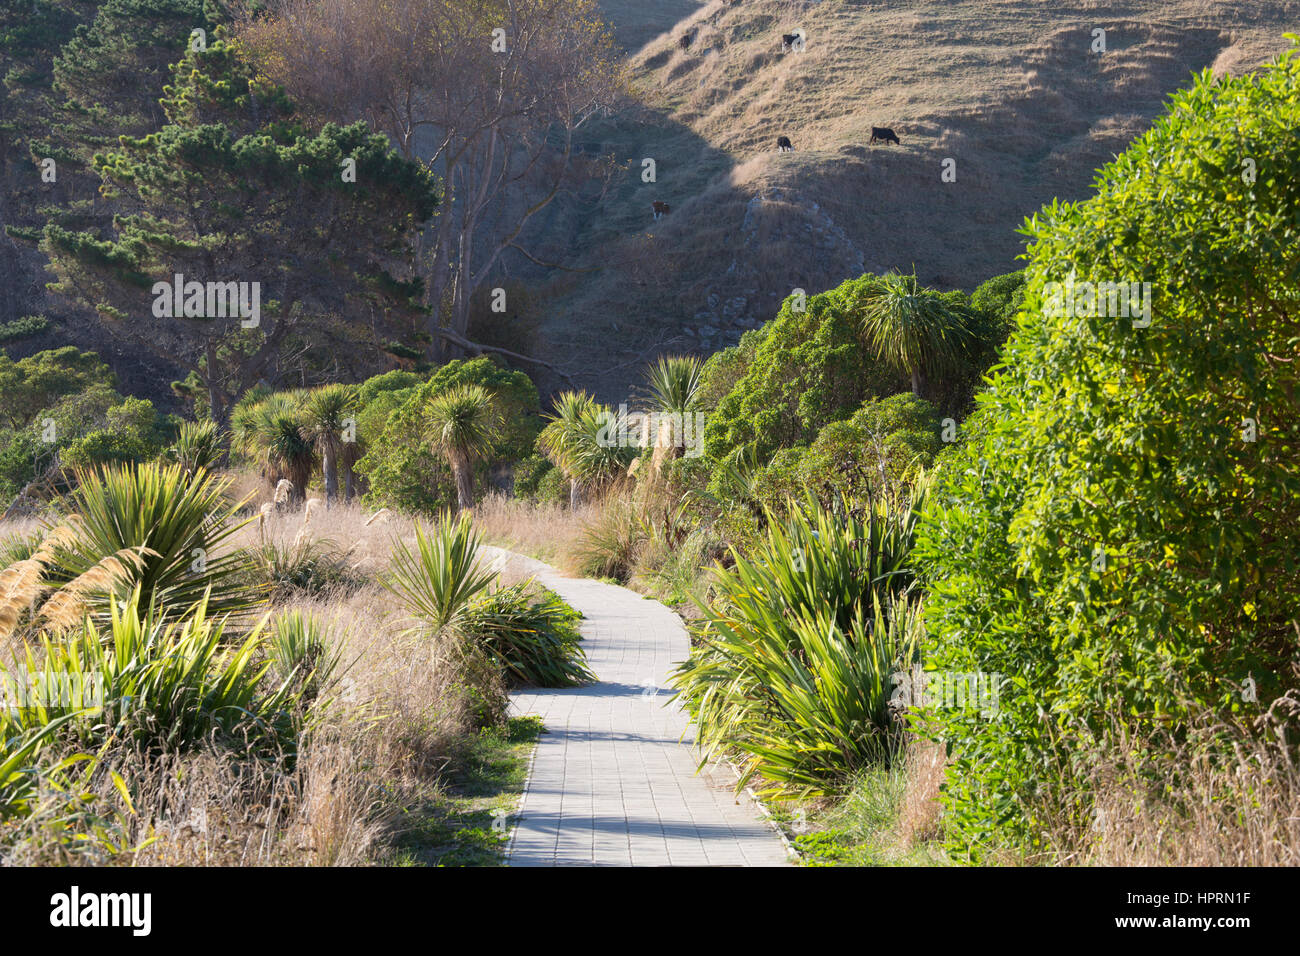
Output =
[
  {"x1": 915, "y1": 49, "x2": 1300, "y2": 858},
  {"x1": 466, "y1": 584, "x2": 592, "y2": 687},
  {"x1": 0, "y1": 315, "x2": 50, "y2": 343},
  {"x1": 752, "y1": 393, "x2": 943, "y2": 514},
  {"x1": 702, "y1": 278, "x2": 904, "y2": 488}
]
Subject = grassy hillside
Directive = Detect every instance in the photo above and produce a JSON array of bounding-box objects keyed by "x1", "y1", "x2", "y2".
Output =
[
  {"x1": 596, "y1": 0, "x2": 708, "y2": 50},
  {"x1": 525, "y1": 0, "x2": 1299, "y2": 398}
]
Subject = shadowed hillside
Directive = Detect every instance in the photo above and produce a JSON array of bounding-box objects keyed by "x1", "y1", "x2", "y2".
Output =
[{"x1": 521, "y1": 0, "x2": 1300, "y2": 398}]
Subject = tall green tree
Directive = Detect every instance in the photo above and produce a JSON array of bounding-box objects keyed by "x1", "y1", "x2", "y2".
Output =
[
  {"x1": 41, "y1": 35, "x2": 440, "y2": 420},
  {"x1": 301, "y1": 384, "x2": 358, "y2": 505},
  {"x1": 858, "y1": 271, "x2": 973, "y2": 398},
  {"x1": 426, "y1": 384, "x2": 500, "y2": 511},
  {"x1": 537, "y1": 390, "x2": 633, "y2": 507}
]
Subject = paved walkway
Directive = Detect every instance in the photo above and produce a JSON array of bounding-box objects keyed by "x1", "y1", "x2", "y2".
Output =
[{"x1": 481, "y1": 546, "x2": 791, "y2": 867}]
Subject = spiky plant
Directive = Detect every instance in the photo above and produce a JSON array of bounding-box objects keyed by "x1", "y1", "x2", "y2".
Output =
[
  {"x1": 167, "y1": 420, "x2": 225, "y2": 476},
  {"x1": 0, "y1": 591, "x2": 302, "y2": 754},
  {"x1": 670, "y1": 486, "x2": 929, "y2": 794},
  {"x1": 39, "y1": 462, "x2": 260, "y2": 623},
  {"x1": 644, "y1": 354, "x2": 704, "y2": 414},
  {"x1": 383, "y1": 512, "x2": 496, "y2": 638},
  {"x1": 300, "y1": 384, "x2": 358, "y2": 505},
  {"x1": 537, "y1": 390, "x2": 635, "y2": 507},
  {"x1": 858, "y1": 271, "x2": 973, "y2": 397},
  {"x1": 463, "y1": 584, "x2": 593, "y2": 687},
  {"x1": 425, "y1": 384, "x2": 500, "y2": 511},
  {"x1": 270, "y1": 609, "x2": 343, "y2": 702},
  {"x1": 249, "y1": 394, "x2": 314, "y2": 499}
]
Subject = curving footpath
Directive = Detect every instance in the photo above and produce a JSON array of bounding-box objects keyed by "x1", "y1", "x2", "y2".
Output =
[{"x1": 481, "y1": 546, "x2": 791, "y2": 867}]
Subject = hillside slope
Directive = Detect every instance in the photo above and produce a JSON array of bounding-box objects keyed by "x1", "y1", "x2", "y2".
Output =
[{"x1": 526, "y1": 0, "x2": 1299, "y2": 398}]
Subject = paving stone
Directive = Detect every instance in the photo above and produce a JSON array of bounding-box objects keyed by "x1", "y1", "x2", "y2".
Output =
[{"x1": 487, "y1": 546, "x2": 791, "y2": 868}]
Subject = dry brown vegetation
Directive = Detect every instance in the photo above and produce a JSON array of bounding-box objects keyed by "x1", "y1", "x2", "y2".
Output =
[
  {"x1": 1043, "y1": 700, "x2": 1300, "y2": 866},
  {"x1": 519, "y1": 0, "x2": 1300, "y2": 398},
  {"x1": 0, "y1": 494, "x2": 516, "y2": 866}
]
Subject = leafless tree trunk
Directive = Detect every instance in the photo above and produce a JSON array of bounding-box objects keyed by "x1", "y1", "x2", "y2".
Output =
[{"x1": 237, "y1": 0, "x2": 624, "y2": 359}]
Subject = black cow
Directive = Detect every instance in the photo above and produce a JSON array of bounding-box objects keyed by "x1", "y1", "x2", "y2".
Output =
[
  {"x1": 870, "y1": 126, "x2": 901, "y2": 145},
  {"x1": 781, "y1": 32, "x2": 801, "y2": 50},
  {"x1": 652, "y1": 201, "x2": 671, "y2": 220},
  {"x1": 679, "y1": 33, "x2": 692, "y2": 50},
  {"x1": 776, "y1": 135, "x2": 793, "y2": 152}
]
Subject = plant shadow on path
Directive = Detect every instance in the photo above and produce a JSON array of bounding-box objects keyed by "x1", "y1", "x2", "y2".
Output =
[{"x1": 390, "y1": 716, "x2": 545, "y2": 867}]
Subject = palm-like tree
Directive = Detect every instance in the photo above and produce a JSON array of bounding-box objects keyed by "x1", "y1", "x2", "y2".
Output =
[
  {"x1": 644, "y1": 354, "x2": 704, "y2": 414},
  {"x1": 858, "y1": 272, "x2": 972, "y2": 398},
  {"x1": 537, "y1": 390, "x2": 635, "y2": 508},
  {"x1": 300, "y1": 384, "x2": 358, "y2": 505},
  {"x1": 167, "y1": 420, "x2": 225, "y2": 477},
  {"x1": 642, "y1": 354, "x2": 704, "y2": 470},
  {"x1": 426, "y1": 384, "x2": 500, "y2": 511},
  {"x1": 250, "y1": 394, "x2": 314, "y2": 500}
]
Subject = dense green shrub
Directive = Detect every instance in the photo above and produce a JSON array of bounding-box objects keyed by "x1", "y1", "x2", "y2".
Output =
[
  {"x1": 0, "y1": 315, "x2": 50, "y2": 343},
  {"x1": 59, "y1": 396, "x2": 172, "y2": 470},
  {"x1": 513, "y1": 452, "x2": 559, "y2": 502},
  {"x1": 0, "y1": 358, "x2": 172, "y2": 497},
  {"x1": 752, "y1": 393, "x2": 943, "y2": 514},
  {"x1": 0, "y1": 347, "x2": 114, "y2": 429},
  {"x1": 466, "y1": 584, "x2": 593, "y2": 687},
  {"x1": 356, "y1": 369, "x2": 422, "y2": 406},
  {"x1": 357, "y1": 357, "x2": 540, "y2": 514},
  {"x1": 916, "y1": 50, "x2": 1300, "y2": 858},
  {"x1": 702, "y1": 278, "x2": 904, "y2": 483},
  {"x1": 970, "y1": 270, "x2": 1026, "y2": 333}
]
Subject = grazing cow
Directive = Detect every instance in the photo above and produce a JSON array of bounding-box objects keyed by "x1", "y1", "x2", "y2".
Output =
[
  {"x1": 776, "y1": 135, "x2": 793, "y2": 152},
  {"x1": 781, "y1": 32, "x2": 801, "y2": 51},
  {"x1": 870, "y1": 126, "x2": 901, "y2": 145},
  {"x1": 652, "y1": 201, "x2": 671, "y2": 220},
  {"x1": 679, "y1": 33, "x2": 692, "y2": 50}
]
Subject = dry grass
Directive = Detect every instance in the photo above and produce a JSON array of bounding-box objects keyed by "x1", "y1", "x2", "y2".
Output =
[
  {"x1": 471, "y1": 492, "x2": 593, "y2": 567},
  {"x1": 0, "y1": 494, "x2": 512, "y2": 867},
  {"x1": 897, "y1": 736, "x2": 946, "y2": 848},
  {"x1": 516, "y1": 0, "x2": 1300, "y2": 399},
  {"x1": 1046, "y1": 699, "x2": 1300, "y2": 866}
]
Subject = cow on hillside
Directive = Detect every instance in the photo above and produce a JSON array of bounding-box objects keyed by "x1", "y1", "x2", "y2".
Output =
[
  {"x1": 776, "y1": 135, "x2": 794, "y2": 152},
  {"x1": 870, "y1": 126, "x2": 901, "y2": 145},
  {"x1": 652, "y1": 201, "x2": 671, "y2": 220}
]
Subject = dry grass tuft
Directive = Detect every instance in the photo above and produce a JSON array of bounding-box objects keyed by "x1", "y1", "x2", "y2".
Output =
[
  {"x1": 1050, "y1": 699, "x2": 1300, "y2": 866},
  {"x1": 472, "y1": 493, "x2": 592, "y2": 567},
  {"x1": 897, "y1": 736, "x2": 946, "y2": 848}
]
